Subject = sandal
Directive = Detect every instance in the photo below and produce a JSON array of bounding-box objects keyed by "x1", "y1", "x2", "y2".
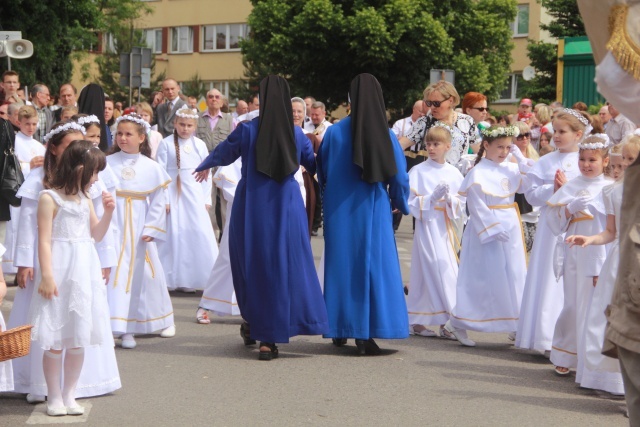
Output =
[
  {"x1": 439, "y1": 325, "x2": 457, "y2": 340},
  {"x1": 240, "y1": 322, "x2": 256, "y2": 346},
  {"x1": 196, "y1": 307, "x2": 211, "y2": 324},
  {"x1": 554, "y1": 366, "x2": 570, "y2": 376},
  {"x1": 258, "y1": 342, "x2": 279, "y2": 361}
]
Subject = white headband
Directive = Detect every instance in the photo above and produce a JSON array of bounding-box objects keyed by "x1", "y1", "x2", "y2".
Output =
[
  {"x1": 578, "y1": 133, "x2": 611, "y2": 150},
  {"x1": 43, "y1": 122, "x2": 86, "y2": 143},
  {"x1": 431, "y1": 121, "x2": 453, "y2": 133},
  {"x1": 115, "y1": 113, "x2": 151, "y2": 134},
  {"x1": 77, "y1": 115, "x2": 100, "y2": 126},
  {"x1": 175, "y1": 106, "x2": 199, "y2": 119},
  {"x1": 561, "y1": 108, "x2": 589, "y2": 126}
]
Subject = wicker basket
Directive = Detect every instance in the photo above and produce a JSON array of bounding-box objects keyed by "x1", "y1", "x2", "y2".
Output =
[{"x1": 0, "y1": 325, "x2": 33, "y2": 362}]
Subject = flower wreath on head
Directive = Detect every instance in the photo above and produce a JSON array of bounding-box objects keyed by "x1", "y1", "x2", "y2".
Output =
[
  {"x1": 115, "y1": 113, "x2": 151, "y2": 134},
  {"x1": 480, "y1": 125, "x2": 520, "y2": 139},
  {"x1": 175, "y1": 106, "x2": 199, "y2": 120},
  {"x1": 431, "y1": 121, "x2": 454, "y2": 134},
  {"x1": 76, "y1": 115, "x2": 100, "y2": 126},
  {"x1": 43, "y1": 122, "x2": 86, "y2": 143},
  {"x1": 578, "y1": 133, "x2": 611, "y2": 150}
]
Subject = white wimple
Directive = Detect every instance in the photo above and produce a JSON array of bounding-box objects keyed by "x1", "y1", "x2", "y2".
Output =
[{"x1": 43, "y1": 122, "x2": 86, "y2": 143}]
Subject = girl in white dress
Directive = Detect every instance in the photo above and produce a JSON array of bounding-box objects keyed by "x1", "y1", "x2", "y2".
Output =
[
  {"x1": 564, "y1": 136, "x2": 639, "y2": 392},
  {"x1": 107, "y1": 113, "x2": 175, "y2": 349},
  {"x1": 28, "y1": 140, "x2": 115, "y2": 416},
  {"x1": 157, "y1": 107, "x2": 218, "y2": 292},
  {"x1": 197, "y1": 159, "x2": 243, "y2": 322},
  {"x1": 516, "y1": 109, "x2": 591, "y2": 354},
  {"x1": 9, "y1": 122, "x2": 121, "y2": 403},
  {"x1": 3, "y1": 106, "x2": 46, "y2": 276},
  {"x1": 407, "y1": 124, "x2": 465, "y2": 338},
  {"x1": 444, "y1": 125, "x2": 530, "y2": 347},
  {"x1": 546, "y1": 134, "x2": 611, "y2": 376},
  {"x1": 0, "y1": 244, "x2": 14, "y2": 392}
]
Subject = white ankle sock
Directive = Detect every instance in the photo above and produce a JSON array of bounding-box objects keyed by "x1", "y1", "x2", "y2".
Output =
[
  {"x1": 62, "y1": 348, "x2": 85, "y2": 408},
  {"x1": 43, "y1": 351, "x2": 63, "y2": 408}
]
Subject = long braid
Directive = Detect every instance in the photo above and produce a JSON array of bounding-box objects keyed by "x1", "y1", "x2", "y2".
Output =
[
  {"x1": 173, "y1": 130, "x2": 182, "y2": 197},
  {"x1": 474, "y1": 143, "x2": 486, "y2": 166}
]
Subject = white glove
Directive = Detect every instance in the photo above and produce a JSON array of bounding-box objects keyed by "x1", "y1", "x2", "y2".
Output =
[
  {"x1": 431, "y1": 183, "x2": 448, "y2": 202},
  {"x1": 510, "y1": 143, "x2": 527, "y2": 163},
  {"x1": 567, "y1": 195, "x2": 590, "y2": 215},
  {"x1": 495, "y1": 231, "x2": 510, "y2": 242}
]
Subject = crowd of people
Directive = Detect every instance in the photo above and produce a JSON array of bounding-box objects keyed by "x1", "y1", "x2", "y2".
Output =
[{"x1": 0, "y1": 66, "x2": 639, "y2": 421}]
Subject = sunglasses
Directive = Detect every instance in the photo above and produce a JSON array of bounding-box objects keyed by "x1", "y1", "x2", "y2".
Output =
[
  {"x1": 471, "y1": 107, "x2": 489, "y2": 112},
  {"x1": 207, "y1": 94, "x2": 221, "y2": 99},
  {"x1": 516, "y1": 132, "x2": 531, "y2": 140},
  {"x1": 424, "y1": 97, "x2": 450, "y2": 108}
]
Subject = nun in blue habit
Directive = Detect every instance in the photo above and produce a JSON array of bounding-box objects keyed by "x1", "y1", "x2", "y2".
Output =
[
  {"x1": 317, "y1": 73, "x2": 410, "y2": 355},
  {"x1": 194, "y1": 75, "x2": 328, "y2": 360}
]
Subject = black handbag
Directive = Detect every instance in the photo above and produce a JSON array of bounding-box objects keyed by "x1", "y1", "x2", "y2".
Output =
[{"x1": 0, "y1": 121, "x2": 24, "y2": 207}]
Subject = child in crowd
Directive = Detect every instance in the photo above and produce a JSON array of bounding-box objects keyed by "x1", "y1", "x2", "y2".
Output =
[
  {"x1": 444, "y1": 125, "x2": 530, "y2": 346},
  {"x1": 546, "y1": 134, "x2": 612, "y2": 376},
  {"x1": 156, "y1": 106, "x2": 218, "y2": 293},
  {"x1": 516, "y1": 109, "x2": 590, "y2": 354},
  {"x1": 406, "y1": 123, "x2": 465, "y2": 339},
  {"x1": 197, "y1": 159, "x2": 242, "y2": 322},
  {"x1": 9, "y1": 122, "x2": 121, "y2": 403},
  {"x1": 107, "y1": 113, "x2": 175, "y2": 349},
  {"x1": 0, "y1": 244, "x2": 13, "y2": 393},
  {"x1": 28, "y1": 141, "x2": 114, "y2": 417},
  {"x1": 539, "y1": 131, "x2": 553, "y2": 151},
  {"x1": 136, "y1": 102, "x2": 163, "y2": 160},
  {"x1": 539, "y1": 144, "x2": 556, "y2": 157},
  {"x1": 59, "y1": 106, "x2": 78, "y2": 122},
  {"x1": 607, "y1": 144, "x2": 624, "y2": 181},
  {"x1": 3, "y1": 106, "x2": 46, "y2": 276},
  {"x1": 565, "y1": 136, "x2": 639, "y2": 393}
]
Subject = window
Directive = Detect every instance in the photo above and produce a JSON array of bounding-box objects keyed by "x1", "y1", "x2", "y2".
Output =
[
  {"x1": 144, "y1": 28, "x2": 162, "y2": 54},
  {"x1": 104, "y1": 33, "x2": 117, "y2": 53},
  {"x1": 202, "y1": 24, "x2": 248, "y2": 51},
  {"x1": 497, "y1": 73, "x2": 524, "y2": 103},
  {"x1": 512, "y1": 5, "x2": 529, "y2": 37},
  {"x1": 171, "y1": 26, "x2": 193, "y2": 53}
]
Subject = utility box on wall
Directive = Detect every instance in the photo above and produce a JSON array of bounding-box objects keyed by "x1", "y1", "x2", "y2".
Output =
[{"x1": 557, "y1": 36, "x2": 604, "y2": 107}]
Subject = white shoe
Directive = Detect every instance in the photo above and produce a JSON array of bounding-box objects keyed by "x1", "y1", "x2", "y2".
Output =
[
  {"x1": 507, "y1": 332, "x2": 516, "y2": 341},
  {"x1": 121, "y1": 334, "x2": 137, "y2": 349},
  {"x1": 409, "y1": 324, "x2": 437, "y2": 337},
  {"x1": 66, "y1": 405, "x2": 85, "y2": 416},
  {"x1": 46, "y1": 404, "x2": 67, "y2": 417},
  {"x1": 160, "y1": 325, "x2": 176, "y2": 338},
  {"x1": 444, "y1": 320, "x2": 476, "y2": 347},
  {"x1": 26, "y1": 393, "x2": 46, "y2": 404}
]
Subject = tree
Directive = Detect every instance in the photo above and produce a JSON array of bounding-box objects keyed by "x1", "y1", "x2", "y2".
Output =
[
  {"x1": 241, "y1": 0, "x2": 517, "y2": 112},
  {"x1": 181, "y1": 73, "x2": 207, "y2": 99},
  {"x1": 520, "y1": 0, "x2": 585, "y2": 103},
  {"x1": 0, "y1": 1, "x2": 98, "y2": 94}
]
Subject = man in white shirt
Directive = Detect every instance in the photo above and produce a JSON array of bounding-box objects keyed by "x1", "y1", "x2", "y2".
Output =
[
  {"x1": 598, "y1": 105, "x2": 612, "y2": 130},
  {"x1": 606, "y1": 102, "x2": 636, "y2": 145},
  {"x1": 303, "y1": 96, "x2": 316, "y2": 133},
  {"x1": 392, "y1": 100, "x2": 425, "y2": 139},
  {"x1": 310, "y1": 101, "x2": 332, "y2": 140}
]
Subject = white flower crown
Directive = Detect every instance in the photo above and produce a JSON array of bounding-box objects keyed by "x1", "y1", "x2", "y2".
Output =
[
  {"x1": 115, "y1": 113, "x2": 151, "y2": 134},
  {"x1": 77, "y1": 115, "x2": 100, "y2": 126},
  {"x1": 431, "y1": 121, "x2": 454, "y2": 133},
  {"x1": 578, "y1": 133, "x2": 611, "y2": 150},
  {"x1": 480, "y1": 125, "x2": 520, "y2": 138},
  {"x1": 562, "y1": 108, "x2": 589, "y2": 126},
  {"x1": 175, "y1": 106, "x2": 199, "y2": 119},
  {"x1": 43, "y1": 122, "x2": 86, "y2": 143}
]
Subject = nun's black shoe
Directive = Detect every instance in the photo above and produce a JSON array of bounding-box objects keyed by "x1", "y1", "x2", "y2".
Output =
[
  {"x1": 355, "y1": 338, "x2": 381, "y2": 356},
  {"x1": 332, "y1": 338, "x2": 347, "y2": 347},
  {"x1": 240, "y1": 322, "x2": 256, "y2": 346},
  {"x1": 258, "y1": 342, "x2": 279, "y2": 360}
]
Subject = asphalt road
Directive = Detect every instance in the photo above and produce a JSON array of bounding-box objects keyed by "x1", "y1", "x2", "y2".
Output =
[{"x1": 0, "y1": 217, "x2": 629, "y2": 426}]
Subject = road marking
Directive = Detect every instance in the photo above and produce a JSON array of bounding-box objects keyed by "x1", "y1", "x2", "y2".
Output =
[{"x1": 26, "y1": 402, "x2": 92, "y2": 424}]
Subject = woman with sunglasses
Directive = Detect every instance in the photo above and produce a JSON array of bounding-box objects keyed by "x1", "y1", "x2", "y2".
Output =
[
  {"x1": 462, "y1": 92, "x2": 490, "y2": 151},
  {"x1": 400, "y1": 81, "x2": 479, "y2": 173}
]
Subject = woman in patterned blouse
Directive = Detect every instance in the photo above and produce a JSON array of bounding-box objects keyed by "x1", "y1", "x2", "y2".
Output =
[{"x1": 399, "y1": 81, "x2": 478, "y2": 168}]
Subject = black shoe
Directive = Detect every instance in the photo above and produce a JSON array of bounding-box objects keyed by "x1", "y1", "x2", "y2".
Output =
[
  {"x1": 332, "y1": 338, "x2": 347, "y2": 347},
  {"x1": 355, "y1": 338, "x2": 381, "y2": 356},
  {"x1": 240, "y1": 322, "x2": 256, "y2": 346},
  {"x1": 258, "y1": 342, "x2": 279, "y2": 361}
]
